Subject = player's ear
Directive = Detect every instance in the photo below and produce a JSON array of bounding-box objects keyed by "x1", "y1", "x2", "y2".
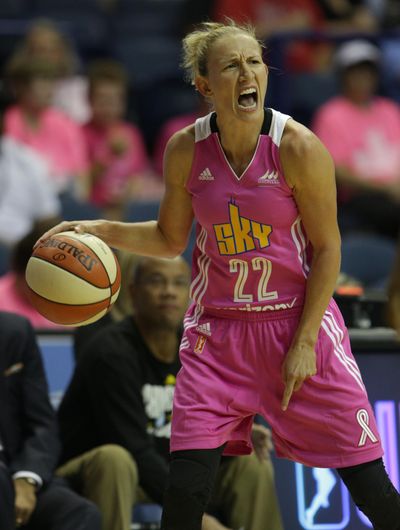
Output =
[{"x1": 195, "y1": 76, "x2": 212, "y2": 98}]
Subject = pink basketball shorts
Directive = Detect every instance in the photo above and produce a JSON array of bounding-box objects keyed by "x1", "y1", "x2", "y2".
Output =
[{"x1": 171, "y1": 299, "x2": 383, "y2": 468}]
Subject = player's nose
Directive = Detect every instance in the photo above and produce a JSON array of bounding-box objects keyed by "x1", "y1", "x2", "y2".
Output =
[{"x1": 239, "y1": 61, "x2": 252, "y2": 79}]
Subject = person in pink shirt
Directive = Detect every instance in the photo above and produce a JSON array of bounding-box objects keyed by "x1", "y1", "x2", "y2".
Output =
[
  {"x1": 83, "y1": 60, "x2": 160, "y2": 219},
  {"x1": 313, "y1": 40, "x2": 400, "y2": 238},
  {"x1": 4, "y1": 54, "x2": 89, "y2": 198},
  {"x1": 16, "y1": 19, "x2": 91, "y2": 124},
  {"x1": 0, "y1": 224, "x2": 64, "y2": 330}
]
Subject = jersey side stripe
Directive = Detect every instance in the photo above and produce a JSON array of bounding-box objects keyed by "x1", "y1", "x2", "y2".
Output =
[
  {"x1": 190, "y1": 227, "x2": 210, "y2": 304},
  {"x1": 189, "y1": 228, "x2": 207, "y2": 298},
  {"x1": 192, "y1": 258, "x2": 210, "y2": 305},
  {"x1": 291, "y1": 216, "x2": 309, "y2": 278},
  {"x1": 325, "y1": 311, "x2": 360, "y2": 371},
  {"x1": 321, "y1": 316, "x2": 365, "y2": 391},
  {"x1": 184, "y1": 227, "x2": 210, "y2": 336},
  {"x1": 295, "y1": 218, "x2": 310, "y2": 273},
  {"x1": 323, "y1": 312, "x2": 363, "y2": 378}
]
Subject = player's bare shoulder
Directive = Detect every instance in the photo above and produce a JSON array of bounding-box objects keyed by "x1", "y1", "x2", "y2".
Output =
[
  {"x1": 280, "y1": 119, "x2": 319, "y2": 165},
  {"x1": 280, "y1": 118, "x2": 333, "y2": 189},
  {"x1": 166, "y1": 124, "x2": 196, "y2": 154},
  {"x1": 164, "y1": 125, "x2": 196, "y2": 187}
]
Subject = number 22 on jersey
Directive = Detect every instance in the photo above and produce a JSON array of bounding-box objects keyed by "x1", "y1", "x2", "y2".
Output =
[{"x1": 229, "y1": 257, "x2": 278, "y2": 303}]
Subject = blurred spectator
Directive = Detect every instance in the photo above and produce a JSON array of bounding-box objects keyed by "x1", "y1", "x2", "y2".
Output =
[
  {"x1": 0, "y1": 223, "x2": 64, "y2": 330},
  {"x1": 0, "y1": 310, "x2": 101, "y2": 530},
  {"x1": 240, "y1": 0, "x2": 329, "y2": 72},
  {"x1": 313, "y1": 39, "x2": 400, "y2": 239},
  {"x1": 317, "y1": 0, "x2": 378, "y2": 33},
  {"x1": 4, "y1": 54, "x2": 89, "y2": 198},
  {"x1": 17, "y1": 19, "x2": 90, "y2": 124},
  {"x1": 83, "y1": 60, "x2": 162, "y2": 219},
  {"x1": 0, "y1": 130, "x2": 60, "y2": 246}
]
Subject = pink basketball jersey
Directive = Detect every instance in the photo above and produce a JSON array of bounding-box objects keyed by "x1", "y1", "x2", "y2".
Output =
[{"x1": 186, "y1": 108, "x2": 311, "y2": 314}]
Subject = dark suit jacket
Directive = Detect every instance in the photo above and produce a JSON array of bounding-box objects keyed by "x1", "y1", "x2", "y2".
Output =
[{"x1": 0, "y1": 311, "x2": 60, "y2": 485}]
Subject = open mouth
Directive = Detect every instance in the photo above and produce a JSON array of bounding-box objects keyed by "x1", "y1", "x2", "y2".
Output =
[{"x1": 238, "y1": 88, "x2": 258, "y2": 110}]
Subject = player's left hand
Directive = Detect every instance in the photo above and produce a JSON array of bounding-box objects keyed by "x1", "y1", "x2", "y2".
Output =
[
  {"x1": 281, "y1": 342, "x2": 317, "y2": 411},
  {"x1": 251, "y1": 423, "x2": 273, "y2": 462}
]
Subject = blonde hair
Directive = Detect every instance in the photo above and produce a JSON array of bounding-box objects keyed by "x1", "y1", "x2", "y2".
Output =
[{"x1": 182, "y1": 20, "x2": 263, "y2": 85}]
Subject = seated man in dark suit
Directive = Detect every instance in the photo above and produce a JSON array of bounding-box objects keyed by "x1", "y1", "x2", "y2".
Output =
[
  {"x1": 0, "y1": 311, "x2": 101, "y2": 530},
  {"x1": 56, "y1": 256, "x2": 284, "y2": 530}
]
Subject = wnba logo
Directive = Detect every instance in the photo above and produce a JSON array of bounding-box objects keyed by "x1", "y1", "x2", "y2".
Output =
[{"x1": 296, "y1": 401, "x2": 400, "y2": 529}]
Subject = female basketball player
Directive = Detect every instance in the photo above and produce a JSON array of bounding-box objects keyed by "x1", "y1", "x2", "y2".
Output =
[{"x1": 37, "y1": 21, "x2": 400, "y2": 529}]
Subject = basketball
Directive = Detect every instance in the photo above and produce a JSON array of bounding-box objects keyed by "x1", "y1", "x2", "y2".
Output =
[{"x1": 25, "y1": 231, "x2": 121, "y2": 326}]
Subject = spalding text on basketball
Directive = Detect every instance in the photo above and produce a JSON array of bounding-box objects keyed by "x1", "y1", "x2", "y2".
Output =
[{"x1": 42, "y1": 237, "x2": 99, "y2": 272}]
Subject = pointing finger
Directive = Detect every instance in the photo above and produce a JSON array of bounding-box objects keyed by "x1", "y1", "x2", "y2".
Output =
[{"x1": 281, "y1": 378, "x2": 295, "y2": 411}]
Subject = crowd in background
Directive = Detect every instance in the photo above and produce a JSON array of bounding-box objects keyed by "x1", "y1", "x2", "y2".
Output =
[{"x1": 0, "y1": 0, "x2": 400, "y2": 330}]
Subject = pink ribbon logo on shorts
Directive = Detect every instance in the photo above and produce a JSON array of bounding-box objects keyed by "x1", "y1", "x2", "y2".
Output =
[{"x1": 357, "y1": 408, "x2": 378, "y2": 447}]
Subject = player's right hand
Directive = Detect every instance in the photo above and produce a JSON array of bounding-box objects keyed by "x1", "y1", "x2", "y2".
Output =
[{"x1": 34, "y1": 219, "x2": 105, "y2": 249}]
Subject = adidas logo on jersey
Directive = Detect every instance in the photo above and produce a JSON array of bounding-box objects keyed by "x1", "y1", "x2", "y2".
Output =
[
  {"x1": 198, "y1": 168, "x2": 214, "y2": 181},
  {"x1": 196, "y1": 322, "x2": 212, "y2": 336},
  {"x1": 258, "y1": 170, "x2": 279, "y2": 185}
]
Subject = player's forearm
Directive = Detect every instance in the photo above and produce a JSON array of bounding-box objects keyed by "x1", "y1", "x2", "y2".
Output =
[
  {"x1": 94, "y1": 219, "x2": 184, "y2": 258},
  {"x1": 293, "y1": 246, "x2": 341, "y2": 347}
]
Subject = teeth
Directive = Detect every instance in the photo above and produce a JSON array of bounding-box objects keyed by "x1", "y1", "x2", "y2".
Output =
[
  {"x1": 239, "y1": 88, "x2": 256, "y2": 95},
  {"x1": 238, "y1": 102, "x2": 257, "y2": 109}
]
